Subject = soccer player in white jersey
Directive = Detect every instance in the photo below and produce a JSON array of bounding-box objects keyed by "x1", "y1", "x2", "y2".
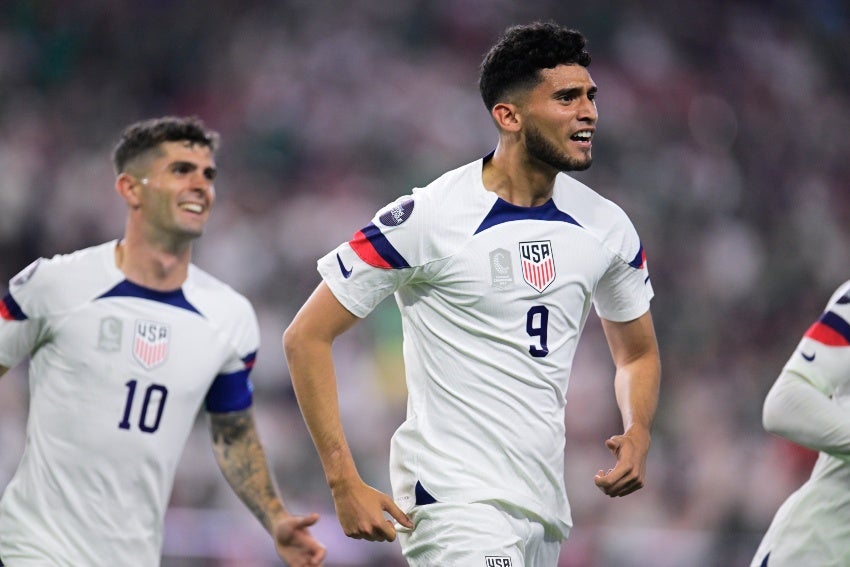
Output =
[
  {"x1": 0, "y1": 117, "x2": 325, "y2": 567},
  {"x1": 284, "y1": 22, "x2": 660, "y2": 566},
  {"x1": 750, "y1": 281, "x2": 850, "y2": 566}
]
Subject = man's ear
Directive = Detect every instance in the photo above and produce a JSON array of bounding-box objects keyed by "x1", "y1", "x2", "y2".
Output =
[
  {"x1": 115, "y1": 172, "x2": 142, "y2": 208},
  {"x1": 491, "y1": 102, "x2": 522, "y2": 132}
]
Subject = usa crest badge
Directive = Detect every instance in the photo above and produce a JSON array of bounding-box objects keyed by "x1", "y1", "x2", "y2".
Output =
[
  {"x1": 519, "y1": 240, "x2": 555, "y2": 293},
  {"x1": 133, "y1": 320, "x2": 170, "y2": 369}
]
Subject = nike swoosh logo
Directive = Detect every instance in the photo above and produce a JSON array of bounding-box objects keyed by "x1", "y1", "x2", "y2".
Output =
[
  {"x1": 336, "y1": 253, "x2": 353, "y2": 279},
  {"x1": 801, "y1": 351, "x2": 816, "y2": 362}
]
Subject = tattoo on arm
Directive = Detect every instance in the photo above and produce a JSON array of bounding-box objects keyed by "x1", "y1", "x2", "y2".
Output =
[{"x1": 210, "y1": 409, "x2": 284, "y2": 532}]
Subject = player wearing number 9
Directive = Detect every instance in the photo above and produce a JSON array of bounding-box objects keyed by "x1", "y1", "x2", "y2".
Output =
[
  {"x1": 284, "y1": 21, "x2": 660, "y2": 567},
  {"x1": 0, "y1": 117, "x2": 325, "y2": 567}
]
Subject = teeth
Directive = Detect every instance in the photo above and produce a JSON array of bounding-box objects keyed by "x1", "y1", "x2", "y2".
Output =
[
  {"x1": 180, "y1": 203, "x2": 204, "y2": 213},
  {"x1": 573, "y1": 131, "x2": 592, "y2": 140}
]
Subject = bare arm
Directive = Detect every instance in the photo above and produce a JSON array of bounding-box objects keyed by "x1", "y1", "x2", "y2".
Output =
[
  {"x1": 210, "y1": 408, "x2": 325, "y2": 566},
  {"x1": 283, "y1": 282, "x2": 412, "y2": 541},
  {"x1": 595, "y1": 310, "x2": 661, "y2": 497}
]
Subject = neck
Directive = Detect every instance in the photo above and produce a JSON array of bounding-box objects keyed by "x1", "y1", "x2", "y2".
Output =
[
  {"x1": 482, "y1": 143, "x2": 557, "y2": 207},
  {"x1": 115, "y1": 235, "x2": 192, "y2": 291}
]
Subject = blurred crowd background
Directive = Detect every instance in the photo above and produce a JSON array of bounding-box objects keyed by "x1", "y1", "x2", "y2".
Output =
[{"x1": 1, "y1": 1, "x2": 848, "y2": 565}]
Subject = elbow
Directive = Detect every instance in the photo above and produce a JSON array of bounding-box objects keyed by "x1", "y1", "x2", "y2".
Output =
[
  {"x1": 761, "y1": 383, "x2": 791, "y2": 437},
  {"x1": 761, "y1": 404, "x2": 780, "y2": 436},
  {"x1": 282, "y1": 321, "x2": 302, "y2": 363}
]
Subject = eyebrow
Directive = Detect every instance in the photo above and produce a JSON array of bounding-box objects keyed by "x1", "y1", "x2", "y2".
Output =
[
  {"x1": 553, "y1": 85, "x2": 598, "y2": 99},
  {"x1": 171, "y1": 160, "x2": 218, "y2": 179}
]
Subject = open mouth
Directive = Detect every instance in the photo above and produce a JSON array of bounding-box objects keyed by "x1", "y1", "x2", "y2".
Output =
[
  {"x1": 570, "y1": 130, "x2": 593, "y2": 142},
  {"x1": 179, "y1": 203, "x2": 204, "y2": 214}
]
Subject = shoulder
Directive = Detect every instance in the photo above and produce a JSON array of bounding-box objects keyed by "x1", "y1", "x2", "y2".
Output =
[
  {"x1": 184, "y1": 266, "x2": 259, "y2": 355},
  {"x1": 395, "y1": 158, "x2": 486, "y2": 213},
  {"x1": 816, "y1": 280, "x2": 850, "y2": 336},
  {"x1": 183, "y1": 265, "x2": 257, "y2": 323},
  {"x1": 360, "y1": 158, "x2": 494, "y2": 266},
  {"x1": 9, "y1": 241, "x2": 121, "y2": 317},
  {"x1": 553, "y1": 175, "x2": 642, "y2": 262},
  {"x1": 826, "y1": 280, "x2": 850, "y2": 310},
  {"x1": 20, "y1": 241, "x2": 116, "y2": 281},
  {"x1": 553, "y1": 174, "x2": 631, "y2": 225},
  {"x1": 183, "y1": 265, "x2": 259, "y2": 349}
]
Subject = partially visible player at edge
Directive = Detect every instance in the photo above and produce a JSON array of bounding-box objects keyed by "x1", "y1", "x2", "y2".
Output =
[
  {"x1": 0, "y1": 116, "x2": 325, "y2": 567},
  {"x1": 751, "y1": 280, "x2": 850, "y2": 566},
  {"x1": 284, "y1": 21, "x2": 660, "y2": 566}
]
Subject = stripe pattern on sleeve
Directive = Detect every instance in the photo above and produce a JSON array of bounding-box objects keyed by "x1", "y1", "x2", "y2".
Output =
[{"x1": 0, "y1": 293, "x2": 27, "y2": 321}]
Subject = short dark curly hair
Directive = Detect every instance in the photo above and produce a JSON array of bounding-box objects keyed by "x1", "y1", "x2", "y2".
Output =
[
  {"x1": 112, "y1": 116, "x2": 219, "y2": 174},
  {"x1": 478, "y1": 22, "x2": 591, "y2": 111}
]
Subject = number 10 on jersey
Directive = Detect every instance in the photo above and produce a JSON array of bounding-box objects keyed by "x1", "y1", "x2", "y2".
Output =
[{"x1": 118, "y1": 379, "x2": 169, "y2": 433}]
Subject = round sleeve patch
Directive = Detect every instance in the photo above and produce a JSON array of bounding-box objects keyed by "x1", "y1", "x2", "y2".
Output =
[{"x1": 379, "y1": 199, "x2": 415, "y2": 226}]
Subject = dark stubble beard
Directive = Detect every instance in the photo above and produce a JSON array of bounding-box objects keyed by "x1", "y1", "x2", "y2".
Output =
[{"x1": 525, "y1": 122, "x2": 592, "y2": 172}]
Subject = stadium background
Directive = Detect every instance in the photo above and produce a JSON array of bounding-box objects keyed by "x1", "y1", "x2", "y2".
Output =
[{"x1": 0, "y1": 1, "x2": 848, "y2": 565}]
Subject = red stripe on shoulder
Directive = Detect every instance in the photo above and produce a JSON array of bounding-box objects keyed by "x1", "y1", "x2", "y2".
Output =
[
  {"x1": 349, "y1": 231, "x2": 392, "y2": 269},
  {"x1": 804, "y1": 321, "x2": 850, "y2": 346}
]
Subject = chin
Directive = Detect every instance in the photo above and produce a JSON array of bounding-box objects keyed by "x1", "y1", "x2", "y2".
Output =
[
  {"x1": 570, "y1": 158, "x2": 593, "y2": 172},
  {"x1": 556, "y1": 155, "x2": 593, "y2": 172},
  {"x1": 176, "y1": 226, "x2": 205, "y2": 240}
]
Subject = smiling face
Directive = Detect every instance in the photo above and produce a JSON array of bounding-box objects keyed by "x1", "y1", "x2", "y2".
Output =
[
  {"x1": 518, "y1": 64, "x2": 598, "y2": 172},
  {"x1": 127, "y1": 140, "x2": 217, "y2": 245}
]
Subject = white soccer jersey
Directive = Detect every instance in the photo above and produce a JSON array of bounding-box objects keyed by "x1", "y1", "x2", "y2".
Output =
[
  {"x1": 318, "y1": 156, "x2": 653, "y2": 538},
  {"x1": 0, "y1": 241, "x2": 259, "y2": 567},
  {"x1": 751, "y1": 280, "x2": 850, "y2": 567}
]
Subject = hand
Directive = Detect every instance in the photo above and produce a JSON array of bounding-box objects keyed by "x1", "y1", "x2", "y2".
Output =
[
  {"x1": 274, "y1": 513, "x2": 326, "y2": 566},
  {"x1": 331, "y1": 478, "x2": 413, "y2": 542},
  {"x1": 593, "y1": 429, "x2": 650, "y2": 497}
]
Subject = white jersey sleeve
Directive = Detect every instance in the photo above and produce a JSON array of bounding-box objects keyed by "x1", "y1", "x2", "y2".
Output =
[
  {"x1": 0, "y1": 260, "x2": 46, "y2": 368},
  {"x1": 763, "y1": 280, "x2": 850, "y2": 456},
  {"x1": 184, "y1": 266, "x2": 260, "y2": 413},
  {"x1": 588, "y1": 204, "x2": 653, "y2": 322},
  {"x1": 318, "y1": 194, "x2": 429, "y2": 317},
  {"x1": 0, "y1": 247, "x2": 131, "y2": 366}
]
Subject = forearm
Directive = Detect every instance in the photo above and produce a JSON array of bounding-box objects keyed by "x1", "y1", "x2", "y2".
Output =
[
  {"x1": 763, "y1": 369, "x2": 850, "y2": 455},
  {"x1": 210, "y1": 409, "x2": 286, "y2": 534},
  {"x1": 614, "y1": 352, "x2": 660, "y2": 438},
  {"x1": 602, "y1": 312, "x2": 661, "y2": 439},
  {"x1": 284, "y1": 334, "x2": 360, "y2": 490}
]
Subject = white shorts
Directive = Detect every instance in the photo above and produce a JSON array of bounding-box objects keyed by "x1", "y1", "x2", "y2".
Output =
[{"x1": 397, "y1": 501, "x2": 563, "y2": 567}]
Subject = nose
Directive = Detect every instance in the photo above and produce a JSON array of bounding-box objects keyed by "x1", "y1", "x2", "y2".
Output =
[
  {"x1": 192, "y1": 169, "x2": 214, "y2": 190},
  {"x1": 191, "y1": 171, "x2": 215, "y2": 200},
  {"x1": 578, "y1": 96, "x2": 597, "y2": 122}
]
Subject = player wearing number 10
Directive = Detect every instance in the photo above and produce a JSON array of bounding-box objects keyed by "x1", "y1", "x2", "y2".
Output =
[
  {"x1": 284, "y1": 22, "x2": 660, "y2": 566},
  {"x1": 0, "y1": 117, "x2": 325, "y2": 566}
]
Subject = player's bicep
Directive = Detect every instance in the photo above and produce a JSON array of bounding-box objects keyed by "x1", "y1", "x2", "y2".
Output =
[
  {"x1": 601, "y1": 311, "x2": 659, "y2": 368},
  {"x1": 287, "y1": 281, "x2": 361, "y2": 345}
]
